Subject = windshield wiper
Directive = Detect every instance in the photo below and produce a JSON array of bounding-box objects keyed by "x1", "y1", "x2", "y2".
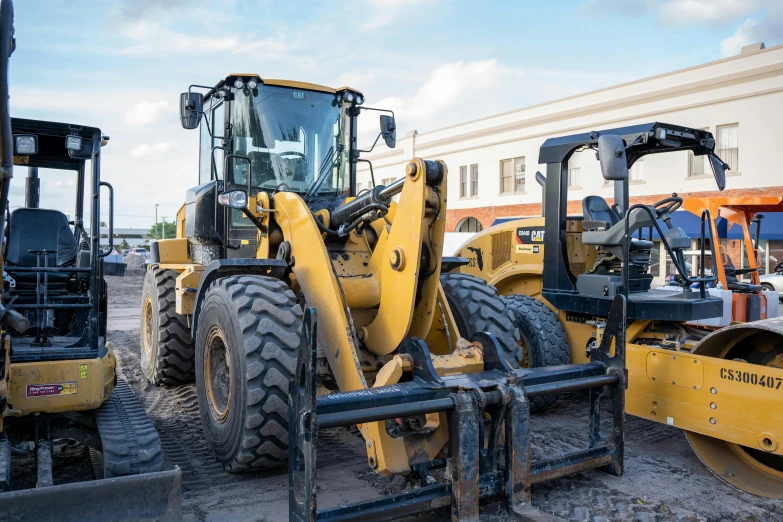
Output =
[{"x1": 304, "y1": 144, "x2": 342, "y2": 201}]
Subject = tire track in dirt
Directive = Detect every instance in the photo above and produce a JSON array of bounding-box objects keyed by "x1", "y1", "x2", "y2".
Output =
[{"x1": 106, "y1": 275, "x2": 782, "y2": 521}]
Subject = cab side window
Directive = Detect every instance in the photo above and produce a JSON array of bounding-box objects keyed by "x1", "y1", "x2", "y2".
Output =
[{"x1": 198, "y1": 101, "x2": 225, "y2": 185}]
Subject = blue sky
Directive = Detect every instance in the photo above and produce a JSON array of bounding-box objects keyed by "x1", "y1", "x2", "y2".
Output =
[{"x1": 8, "y1": 0, "x2": 782, "y2": 228}]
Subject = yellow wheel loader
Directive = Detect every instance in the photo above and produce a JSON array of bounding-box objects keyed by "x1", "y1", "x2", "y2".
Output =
[
  {"x1": 0, "y1": 2, "x2": 180, "y2": 520},
  {"x1": 456, "y1": 122, "x2": 783, "y2": 499},
  {"x1": 143, "y1": 74, "x2": 630, "y2": 520}
]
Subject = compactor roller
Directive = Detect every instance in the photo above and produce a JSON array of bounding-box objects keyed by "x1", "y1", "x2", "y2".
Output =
[{"x1": 456, "y1": 122, "x2": 783, "y2": 499}]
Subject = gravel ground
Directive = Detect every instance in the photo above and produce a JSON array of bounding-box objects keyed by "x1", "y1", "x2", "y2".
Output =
[{"x1": 102, "y1": 272, "x2": 782, "y2": 522}]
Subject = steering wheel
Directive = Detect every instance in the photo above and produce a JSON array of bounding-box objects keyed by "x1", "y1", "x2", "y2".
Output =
[
  {"x1": 651, "y1": 195, "x2": 683, "y2": 218},
  {"x1": 276, "y1": 151, "x2": 307, "y2": 160},
  {"x1": 775, "y1": 260, "x2": 783, "y2": 273}
]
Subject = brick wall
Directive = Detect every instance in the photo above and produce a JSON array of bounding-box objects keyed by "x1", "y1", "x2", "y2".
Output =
[{"x1": 448, "y1": 185, "x2": 783, "y2": 231}]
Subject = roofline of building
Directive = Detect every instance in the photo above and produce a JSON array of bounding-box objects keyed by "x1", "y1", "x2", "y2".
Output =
[{"x1": 403, "y1": 42, "x2": 783, "y2": 141}]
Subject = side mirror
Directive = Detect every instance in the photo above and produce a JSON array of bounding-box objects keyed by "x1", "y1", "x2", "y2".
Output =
[
  {"x1": 180, "y1": 92, "x2": 203, "y2": 130},
  {"x1": 380, "y1": 115, "x2": 396, "y2": 149},
  {"x1": 708, "y1": 153, "x2": 727, "y2": 191},
  {"x1": 217, "y1": 190, "x2": 248, "y2": 209},
  {"x1": 597, "y1": 134, "x2": 628, "y2": 181}
]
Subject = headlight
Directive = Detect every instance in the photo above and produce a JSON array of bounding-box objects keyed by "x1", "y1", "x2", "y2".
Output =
[
  {"x1": 65, "y1": 135, "x2": 83, "y2": 151},
  {"x1": 14, "y1": 134, "x2": 38, "y2": 155},
  {"x1": 247, "y1": 78, "x2": 258, "y2": 89},
  {"x1": 355, "y1": 94, "x2": 364, "y2": 105},
  {"x1": 217, "y1": 190, "x2": 248, "y2": 209},
  {"x1": 343, "y1": 92, "x2": 355, "y2": 103},
  {"x1": 233, "y1": 78, "x2": 245, "y2": 89}
]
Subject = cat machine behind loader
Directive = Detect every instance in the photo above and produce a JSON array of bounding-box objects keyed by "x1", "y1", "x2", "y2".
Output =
[
  {"x1": 0, "y1": 2, "x2": 180, "y2": 519},
  {"x1": 457, "y1": 122, "x2": 783, "y2": 498},
  {"x1": 678, "y1": 195, "x2": 782, "y2": 324},
  {"x1": 143, "y1": 74, "x2": 631, "y2": 519}
]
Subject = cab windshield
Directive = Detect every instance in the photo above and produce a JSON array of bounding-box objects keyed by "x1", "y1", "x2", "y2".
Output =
[{"x1": 230, "y1": 84, "x2": 349, "y2": 197}]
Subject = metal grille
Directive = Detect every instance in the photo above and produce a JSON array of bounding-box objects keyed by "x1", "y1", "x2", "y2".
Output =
[{"x1": 491, "y1": 231, "x2": 512, "y2": 270}]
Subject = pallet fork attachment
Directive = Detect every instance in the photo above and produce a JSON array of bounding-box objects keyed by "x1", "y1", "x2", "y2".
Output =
[{"x1": 290, "y1": 296, "x2": 627, "y2": 521}]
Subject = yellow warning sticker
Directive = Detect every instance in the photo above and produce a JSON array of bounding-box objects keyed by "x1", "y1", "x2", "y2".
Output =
[
  {"x1": 80, "y1": 364, "x2": 88, "y2": 379},
  {"x1": 241, "y1": 239, "x2": 249, "y2": 245}
]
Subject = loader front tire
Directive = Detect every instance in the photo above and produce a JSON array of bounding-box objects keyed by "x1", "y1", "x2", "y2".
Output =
[
  {"x1": 503, "y1": 294, "x2": 571, "y2": 411},
  {"x1": 195, "y1": 275, "x2": 302, "y2": 472},
  {"x1": 141, "y1": 268, "x2": 195, "y2": 385},
  {"x1": 440, "y1": 273, "x2": 520, "y2": 366}
]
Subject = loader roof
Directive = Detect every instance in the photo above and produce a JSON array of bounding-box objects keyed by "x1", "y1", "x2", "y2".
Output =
[{"x1": 210, "y1": 74, "x2": 362, "y2": 98}]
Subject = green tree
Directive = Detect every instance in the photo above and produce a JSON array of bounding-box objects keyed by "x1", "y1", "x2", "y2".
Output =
[
  {"x1": 147, "y1": 221, "x2": 176, "y2": 239},
  {"x1": 100, "y1": 221, "x2": 107, "y2": 227},
  {"x1": 119, "y1": 239, "x2": 129, "y2": 251}
]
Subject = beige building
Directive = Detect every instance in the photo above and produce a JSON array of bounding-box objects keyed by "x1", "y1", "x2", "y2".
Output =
[{"x1": 358, "y1": 42, "x2": 783, "y2": 285}]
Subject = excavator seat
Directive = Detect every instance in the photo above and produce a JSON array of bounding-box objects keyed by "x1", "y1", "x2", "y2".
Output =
[{"x1": 6, "y1": 208, "x2": 77, "y2": 283}]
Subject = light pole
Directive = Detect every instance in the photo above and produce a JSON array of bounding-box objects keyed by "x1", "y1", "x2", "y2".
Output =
[
  {"x1": 161, "y1": 217, "x2": 167, "y2": 239},
  {"x1": 155, "y1": 203, "x2": 159, "y2": 240}
]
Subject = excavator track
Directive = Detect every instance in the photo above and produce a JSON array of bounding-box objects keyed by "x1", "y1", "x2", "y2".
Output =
[
  {"x1": 94, "y1": 378, "x2": 165, "y2": 477},
  {"x1": 0, "y1": 379, "x2": 181, "y2": 522}
]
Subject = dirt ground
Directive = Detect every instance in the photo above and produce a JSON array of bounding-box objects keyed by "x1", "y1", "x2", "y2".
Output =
[{"x1": 104, "y1": 272, "x2": 782, "y2": 522}]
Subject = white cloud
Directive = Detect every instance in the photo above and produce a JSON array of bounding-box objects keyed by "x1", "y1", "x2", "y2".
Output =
[
  {"x1": 120, "y1": 20, "x2": 290, "y2": 59},
  {"x1": 720, "y1": 18, "x2": 761, "y2": 57},
  {"x1": 335, "y1": 71, "x2": 377, "y2": 90},
  {"x1": 130, "y1": 142, "x2": 173, "y2": 158},
  {"x1": 121, "y1": 22, "x2": 239, "y2": 55},
  {"x1": 231, "y1": 37, "x2": 288, "y2": 55},
  {"x1": 656, "y1": 0, "x2": 765, "y2": 27},
  {"x1": 373, "y1": 59, "x2": 513, "y2": 122},
  {"x1": 586, "y1": 0, "x2": 766, "y2": 27},
  {"x1": 586, "y1": 0, "x2": 781, "y2": 58},
  {"x1": 125, "y1": 100, "x2": 172, "y2": 126},
  {"x1": 364, "y1": 0, "x2": 439, "y2": 30}
]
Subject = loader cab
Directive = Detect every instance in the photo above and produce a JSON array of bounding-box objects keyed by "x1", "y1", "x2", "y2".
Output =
[
  {"x1": 179, "y1": 75, "x2": 396, "y2": 261},
  {"x1": 540, "y1": 122, "x2": 728, "y2": 321},
  {"x1": 4, "y1": 118, "x2": 113, "y2": 360}
]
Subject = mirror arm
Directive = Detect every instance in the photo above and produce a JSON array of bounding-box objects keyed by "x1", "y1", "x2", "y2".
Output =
[
  {"x1": 357, "y1": 132, "x2": 382, "y2": 154},
  {"x1": 354, "y1": 158, "x2": 376, "y2": 188},
  {"x1": 240, "y1": 206, "x2": 267, "y2": 234},
  {"x1": 359, "y1": 106, "x2": 395, "y2": 118},
  {"x1": 614, "y1": 135, "x2": 644, "y2": 157}
]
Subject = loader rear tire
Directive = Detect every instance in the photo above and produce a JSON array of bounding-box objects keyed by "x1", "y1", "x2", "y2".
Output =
[
  {"x1": 503, "y1": 294, "x2": 571, "y2": 412},
  {"x1": 141, "y1": 268, "x2": 195, "y2": 385},
  {"x1": 195, "y1": 275, "x2": 302, "y2": 472},
  {"x1": 440, "y1": 273, "x2": 520, "y2": 366}
]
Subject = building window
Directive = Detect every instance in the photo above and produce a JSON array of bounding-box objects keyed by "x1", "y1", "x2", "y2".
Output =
[
  {"x1": 457, "y1": 217, "x2": 483, "y2": 233},
  {"x1": 470, "y1": 164, "x2": 479, "y2": 197},
  {"x1": 568, "y1": 152, "x2": 581, "y2": 187},
  {"x1": 629, "y1": 159, "x2": 644, "y2": 181},
  {"x1": 689, "y1": 152, "x2": 707, "y2": 177},
  {"x1": 460, "y1": 166, "x2": 468, "y2": 198},
  {"x1": 500, "y1": 157, "x2": 525, "y2": 194},
  {"x1": 717, "y1": 123, "x2": 738, "y2": 171},
  {"x1": 688, "y1": 127, "x2": 709, "y2": 177}
]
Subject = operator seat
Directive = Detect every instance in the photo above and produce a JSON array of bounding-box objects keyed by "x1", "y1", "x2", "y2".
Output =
[
  {"x1": 581, "y1": 196, "x2": 653, "y2": 253},
  {"x1": 723, "y1": 256, "x2": 762, "y2": 292},
  {"x1": 6, "y1": 208, "x2": 77, "y2": 282},
  {"x1": 248, "y1": 151, "x2": 276, "y2": 188}
]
